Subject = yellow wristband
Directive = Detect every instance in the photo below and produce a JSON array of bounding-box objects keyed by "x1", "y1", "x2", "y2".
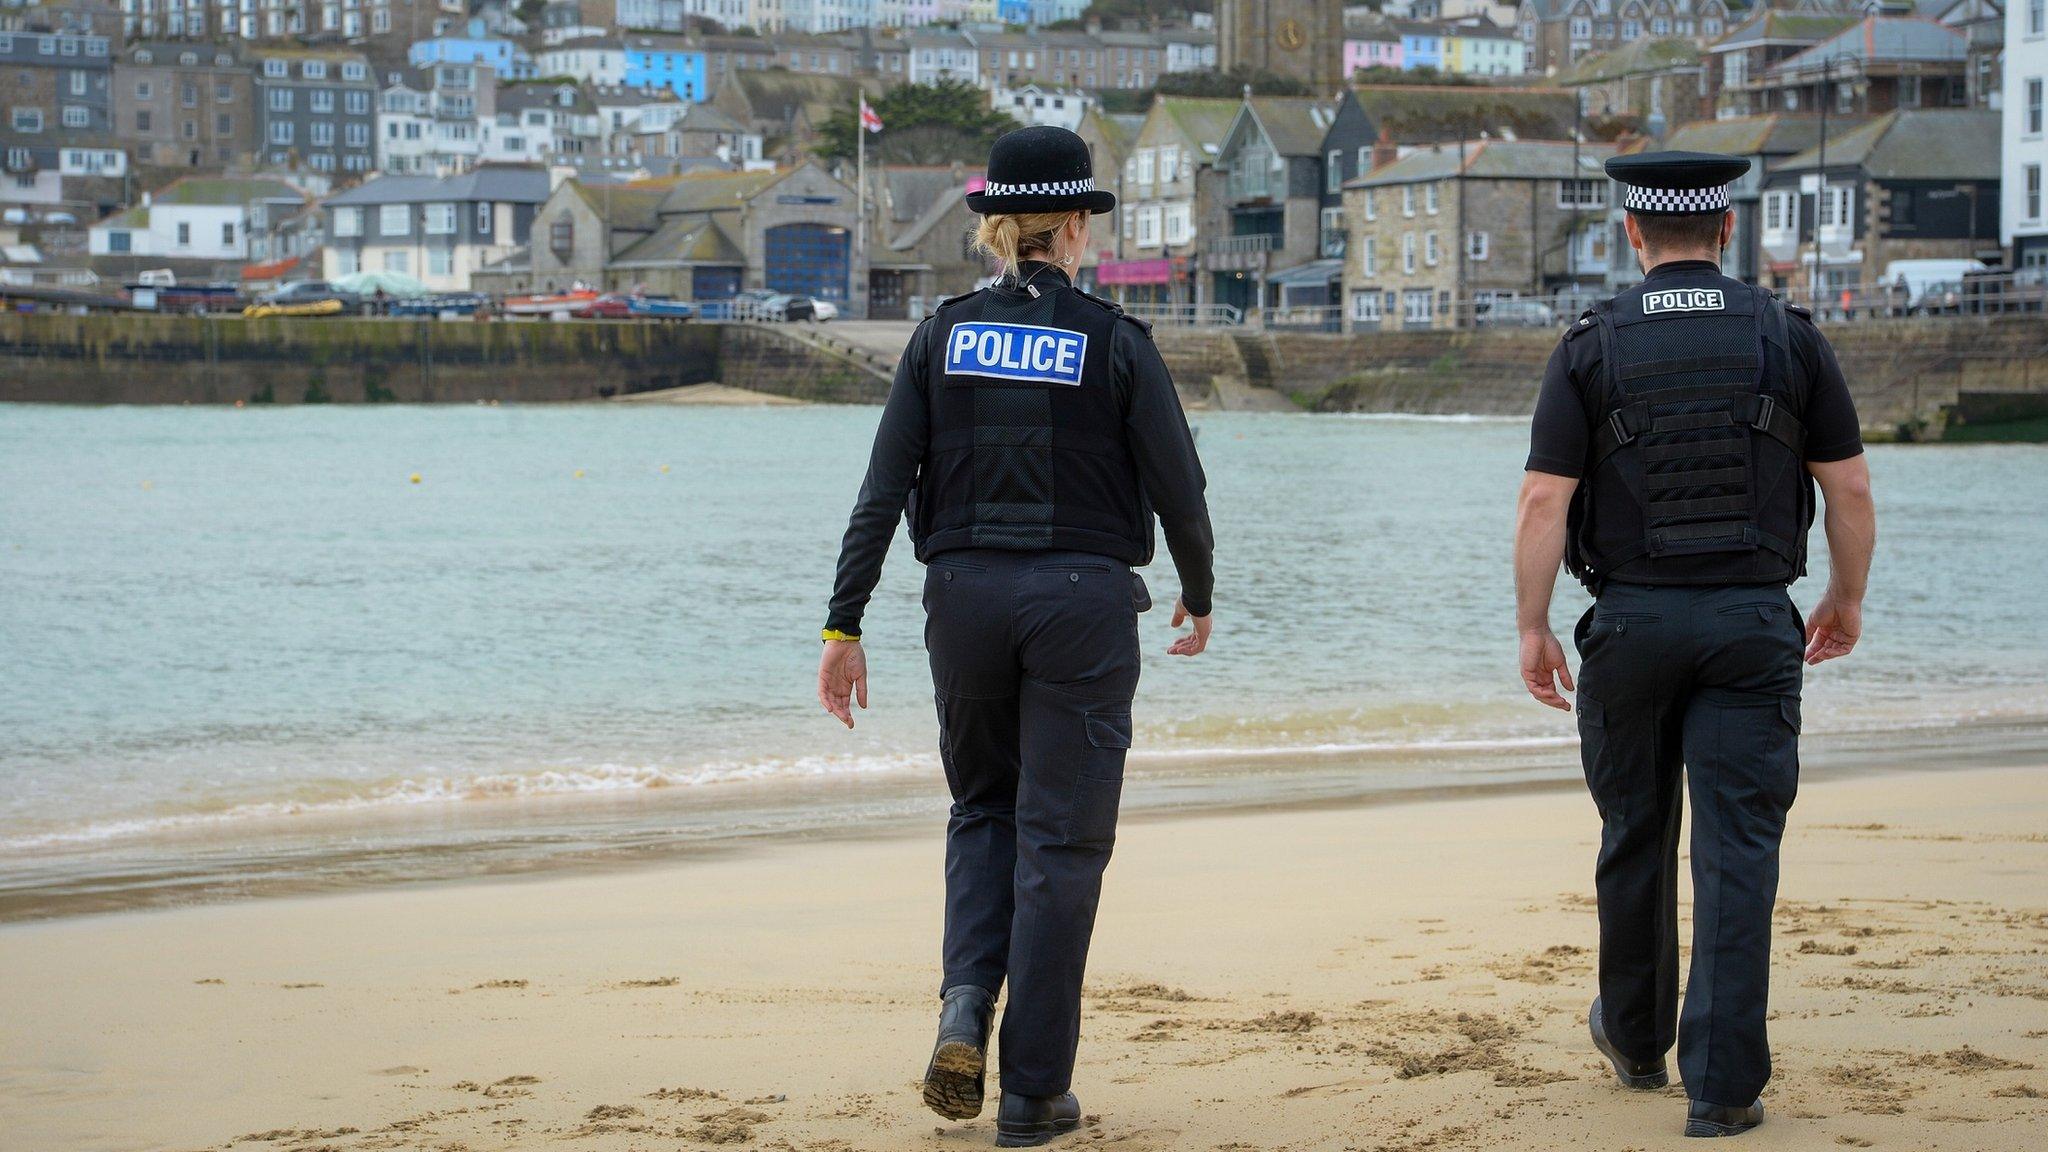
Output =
[{"x1": 821, "y1": 628, "x2": 861, "y2": 643}]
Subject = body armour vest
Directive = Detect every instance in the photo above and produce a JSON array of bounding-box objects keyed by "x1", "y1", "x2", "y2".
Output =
[
  {"x1": 1565, "y1": 269, "x2": 1814, "y2": 592},
  {"x1": 910, "y1": 281, "x2": 1153, "y2": 566}
]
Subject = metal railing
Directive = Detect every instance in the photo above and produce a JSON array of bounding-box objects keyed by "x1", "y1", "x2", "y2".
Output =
[
  {"x1": 1205, "y1": 233, "x2": 1279, "y2": 256},
  {"x1": 1266, "y1": 304, "x2": 1344, "y2": 332},
  {"x1": 1792, "y1": 272, "x2": 2048, "y2": 321},
  {"x1": 1118, "y1": 302, "x2": 1244, "y2": 327}
]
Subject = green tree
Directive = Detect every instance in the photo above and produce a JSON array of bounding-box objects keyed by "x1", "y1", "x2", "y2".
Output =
[{"x1": 816, "y1": 79, "x2": 1019, "y2": 165}]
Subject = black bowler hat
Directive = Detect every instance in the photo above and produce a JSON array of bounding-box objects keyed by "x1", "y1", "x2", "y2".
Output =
[
  {"x1": 1604, "y1": 150, "x2": 1751, "y2": 216},
  {"x1": 965, "y1": 124, "x2": 1116, "y2": 216}
]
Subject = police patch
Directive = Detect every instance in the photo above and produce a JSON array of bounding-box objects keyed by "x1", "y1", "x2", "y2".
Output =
[
  {"x1": 944, "y1": 322, "x2": 1088, "y2": 386},
  {"x1": 1642, "y1": 288, "x2": 1725, "y2": 315}
]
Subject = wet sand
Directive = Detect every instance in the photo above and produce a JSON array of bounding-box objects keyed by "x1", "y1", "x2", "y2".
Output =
[{"x1": 2, "y1": 765, "x2": 2044, "y2": 1151}]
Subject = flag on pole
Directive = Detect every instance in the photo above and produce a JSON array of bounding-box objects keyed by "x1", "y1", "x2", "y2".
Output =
[{"x1": 859, "y1": 97, "x2": 883, "y2": 134}]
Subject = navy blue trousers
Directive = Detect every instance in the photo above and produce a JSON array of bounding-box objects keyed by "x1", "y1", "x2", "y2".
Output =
[
  {"x1": 1575, "y1": 582, "x2": 1804, "y2": 1108},
  {"x1": 923, "y1": 549, "x2": 1141, "y2": 1098}
]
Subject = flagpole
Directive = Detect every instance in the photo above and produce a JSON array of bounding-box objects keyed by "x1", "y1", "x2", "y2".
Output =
[{"x1": 856, "y1": 93, "x2": 867, "y2": 318}]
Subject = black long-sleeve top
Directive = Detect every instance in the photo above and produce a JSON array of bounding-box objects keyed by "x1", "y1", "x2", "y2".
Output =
[{"x1": 824, "y1": 262, "x2": 1215, "y2": 636}]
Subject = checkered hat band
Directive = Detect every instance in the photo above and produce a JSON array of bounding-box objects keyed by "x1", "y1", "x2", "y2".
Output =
[
  {"x1": 982, "y1": 178, "x2": 1096, "y2": 196},
  {"x1": 1625, "y1": 185, "x2": 1730, "y2": 213}
]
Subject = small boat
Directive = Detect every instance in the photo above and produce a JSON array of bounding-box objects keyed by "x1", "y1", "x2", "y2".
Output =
[
  {"x1": 503, "y1": 289, "x2": 599, "y2": 317},
  {"x1": 390, "y1": 293, "x2": 487, "y2": 317},
  {"x1": 243, "y1": 298, "x2": 344, "y2": 319},
  {"x1": 626, "y1": 296, "x2": 696, "y2": 320}
]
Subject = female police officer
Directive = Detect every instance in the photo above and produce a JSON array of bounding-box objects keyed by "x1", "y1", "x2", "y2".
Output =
[{"x1": 817, "y1": 124, "x2": 1215, "y2": 1147}]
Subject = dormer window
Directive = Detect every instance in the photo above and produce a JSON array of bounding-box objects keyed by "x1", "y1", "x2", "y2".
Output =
[
  {"x1": 217, "y1": 54, "x2": 233, "y2": 67},
  {"x1": 303, "y1": 60, "x2": 327, "y2": 79},
  {"x1": 180, "y1": 52, "x2": 197, "y2": 65},
  {"x1": 136, "y1": 50, "x2": 153, "y2": 64}
]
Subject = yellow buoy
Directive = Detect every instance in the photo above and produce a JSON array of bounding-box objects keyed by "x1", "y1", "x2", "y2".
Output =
[
  {"x1": 141, "y1": 480, "x2": 154, "y2": 491},
  {"x1": 410, "y1": 473, "x2": 422, "y2": 484},
  {"x1": 574, "y1": 469, "x2": 586, "y2": 479},
  {"x1": 659, "y1": 464, "x2": 670, "y2": 474}
]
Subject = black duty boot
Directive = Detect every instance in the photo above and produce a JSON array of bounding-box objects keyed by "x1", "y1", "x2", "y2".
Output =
[
  {"x1": 922, "y1": 985, "x2": 995, "y2": 1120},
  {"x1": 1685, "y1": 1099, "x2": 1764, "y2": 1138},
  {"x1": 1590, "y1": 997, "x2": 1670, "y2": 1089},
  {"x1": 995, "y1": 1091, "x2": 1082, "y2": 1148}
]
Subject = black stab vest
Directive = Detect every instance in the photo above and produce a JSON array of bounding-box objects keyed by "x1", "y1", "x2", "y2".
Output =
[
  {"x1": 910, "y1": 281, "x2": 1153, "y2": 566},
  {"x1": 1565, "y1": 269, "x2": 1814, "y2": 592}
]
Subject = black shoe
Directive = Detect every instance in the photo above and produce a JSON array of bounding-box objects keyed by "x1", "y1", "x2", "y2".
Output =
[
  {"x1": 1685, "y1": 1099, "x2": 1764, "y2": 1137},
  {"x1": 921, "y1": 985, "x2": 995, "y2": 1120},
  {"x1": 995, "y1": 1091, "x2": 1082, "y2": 1148},
  {"x1": 1589, "y1": 997, "x2": 1669, "y2": 1090}
]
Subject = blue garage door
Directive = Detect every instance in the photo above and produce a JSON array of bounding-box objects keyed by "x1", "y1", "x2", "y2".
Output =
[{"x1": 764, "y1": 223, "x2": 850, "y2": 302}]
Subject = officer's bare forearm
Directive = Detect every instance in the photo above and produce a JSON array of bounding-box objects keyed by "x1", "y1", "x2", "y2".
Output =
[
  {"x1": 1810, "y1": 454, "x2": 1874, "y2": 602},
  {"x1": 1515, "y1": 471, "x2": 1578, "y2": 633}
]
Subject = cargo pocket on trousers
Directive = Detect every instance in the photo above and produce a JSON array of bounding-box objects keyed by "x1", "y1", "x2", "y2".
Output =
[
  {"x1": 1577, "y1": 697, "x2": 1619, "y2": 820},
  {"x1": 1066, "y1": 709, "x2": 1132, "y2": 848}
]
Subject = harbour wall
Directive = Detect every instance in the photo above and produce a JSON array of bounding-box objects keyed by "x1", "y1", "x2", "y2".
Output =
[{"x1": 2, "y1": 314, "x2": 2040, "y2": 423}]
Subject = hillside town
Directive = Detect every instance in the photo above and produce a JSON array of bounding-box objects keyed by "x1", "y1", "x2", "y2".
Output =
[{"x1": 0, "y1": 0, "x2": 2042, "y2": 328}]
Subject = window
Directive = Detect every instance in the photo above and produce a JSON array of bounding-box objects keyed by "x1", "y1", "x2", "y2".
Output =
[
  {"x1": 1569, "y1": 17, "x2": 1591, "y2": 38},
  {"x1": 1622, "y1": 19, "x2": 1641, "y2": 38},
  {"x1": 1764, "y1": 190, "x2": 1790, "y2": 233},
  {"x1": 380, "y1": 204, "x2": 410, "y2": 235},
  {"x1": 264, "y1": 59, "x2": 287, "y2": 78},
  {"x1": 2028, "y1": 164, "x2": 2043, "y2": 222},
  {"x1": 221, "y1": 222, "x2": 235, "y2": 246},
  {"x1": 310, "y1": 89, "x2": 334, "y2": 113},
  {"x1": 1159, "y1": 146, "x2": 1178, "y2": 183},
  {"x1": 268, "y1": 121, "x2": 292, "y2": 144},
  {"x1": 1136, "y1": 205, "x2": 1162, "y2": 246},
  {"x1": 334, "y1": 206, "x2": 362, "y2": 237},
  {"x1": 108, "y1": 230, "x2": 130, "y2": 253},
  {"x1": 476, "y1": 200, "x2": 493, "y2": 235},
  {"x1": 11, "y1": 108, "x2": 43, "y2": 132},
  {"x1": 383, "y1": 250, "x2": 410, "y2": 274},
  {"x1": 1327, "y1": 149, "x2": 1342, "y2": 193},
  {"x1": 1651, "y1": 17, "x2": 1669, "y2": 35},
  {"x1": 425, "y1": 202, "x2": 456, "y2": 234},
  {"x1": 182, "y1": 118, "x2": 197, "y2": 140},
  {"x1": 345, "y1": 123, "x2": 368, "y2": 148},
  {"x1": 1352, "y1": 291, "x2": 1383, "y2": 323},
  {"x1": 1360, "y1": 235, "x2": 1376, "y2": 277},
  {"x1": 1402, "y1": 232, "x2": 1416, "y2": 273},
  {"x1": 71, "y1": 71, "x2": 87, "y2": 96},
  {"x1": 334, "y1": 248, "x2": 358, "y2": 275},
  {"x1": 428, "y1": 249, "x2": 452, "y2": 277},
  {"x1": 1424, "y1": 231, "x2": 1439, "y2": 266},
  {"x1": 1403, "y1": 288, "x2": 1433, "y2": 325},
  {"x1": 1134, "y1": 148, "x2": 1153, "y2": 186},
  {"x1": 181, "y1": 80, "x2": 197, "y2": 108},
  {"x1": 2032, "y1": 0, "x2": 2045, "y2": 36},
  {"x1": 62, "y1": 106, "x2": 88, "y2": 128},
  {"x1": 1425, "y1": 183, "x2": 1439, "y2": 214},
  {"x1": 550, "y1": 215, "x2": 574, "y2": 254},
  {"x1": 303, "y1": 60, "x2": 327, "y2": 80},
  {"x1": 2029, "y1": 79, "x2": 2044, "y2": 136},
  {"x1": 1164, "y1": 204, "x2": 1191, "y2": 245},
  {"x1": 310, "y1": 122, "x2": 334, "y2": 146},
  {"x1": 218, "y1": 113, "x2": 232, "y2": 135},
  {"x1": 1357, "y1": 145, "x2": 1371, "y2": 176},
  {"x1": 1362, "y1": 189, "x2": 1375, "y2": 221},
  {"x1": 345, "y1": 90, "x2": 368, "y2": 115},
  {"x1": 1467, "y1": 231, "x2": 1489, "y2": 261},
  {"x1": 177, "y1": 221, "x2": 191, "y2": 246},
  {"x1": 268, "y1": 89, "x2": 293, "y2": 112},
  {"x1": 1558, "y1": 179, "x2": 1606, "y2": 208},
  {"x1": 1401, "y1": 186, "x2": 1415, "y2": 217},
  {"x1": 1819, "y1": 184, "x2": 1852, "y2": 230}
]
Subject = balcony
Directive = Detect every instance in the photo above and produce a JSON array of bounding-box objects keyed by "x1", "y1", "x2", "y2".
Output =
[{"x1": 1205, "y1": 233, "x2": 1277, "y2": 256}]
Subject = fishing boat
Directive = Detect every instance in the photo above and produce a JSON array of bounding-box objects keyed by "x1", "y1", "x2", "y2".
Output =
[
  {"x1": 389, "y1": 293, "x2": 488, "y2": 318},
  {"x1": 502, "y1": 288, "x2": 599, "y2": 317},
  {"x1": 625, "y1": 296, "x2": 696, "y2": 320}
]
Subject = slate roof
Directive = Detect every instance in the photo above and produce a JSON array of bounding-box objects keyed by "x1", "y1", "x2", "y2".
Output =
[
  {"x1": 725, "y1": 69, "x2": 872, "y2": 125},
  {"x1": 611, "y1": 214, "x2": 745, "y2": 268},
  {"x1": 1772, "y1": 16, "x2": 1967, "y2": 74},
  {"x1": 498, "y1": 82, "x2": 595, "y2": 114},
  {"x1": 889, "y1": 185, "x2": 968, "y2": 252},
  {"x1": 326, "y1": 165, "x2": 551, "y2": 206},
  {"x1": 1559, "y1": 37, "x2": 1701, "y2": 85},
  {"x1": 1348, "y1": 85, "x2": 1578, "y2": 145},
  {"x1": 1155, "y1": 96, "x2": 1239, "y2": 160},
  {"x1": 1661, "y1": 112, "x2": 1854, "y2": 157},
  {"x1": 1772, "y1": 108, "x2": 1999, "y2": 180},
  {"x1": 154, "y1": 176, "x2": 305, "y2": 206},
  {"x1": 1347, "y1": 139, "x2": 1616, "y2": 188},
  {"x1": 1244, "y1": 97, "x2": 1338, "y2": 158},
  {"x1": 879, "y1": 167, "x2": 962, "y2": 224},
  {"x1": 654, "y1": 167, "x2": 784, "y2": 214},
  {"x1": 1707, "y1": 11, "x2": 1860, "y2": 51}
]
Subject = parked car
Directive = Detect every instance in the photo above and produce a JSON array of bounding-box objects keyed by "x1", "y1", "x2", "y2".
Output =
[
  {"x1": 727, "y1": 288, "x2": 780, "y2": 321},
  {"x1": 1476, "y1": 299, "x2": 1557, "y2": 328},
  {"x1": 1883, "y1": 258, "x2": 1989, "y2": 314},
  {"x1": 244, "y1": 280, "x2": 361, "y2": 318},
  {"x1": 808, "y1": 297, "x2": 839, "y2": 321},
  {"x1": 1, "y1": 207, "x2": 29, "y2": 225},
  {"x1": 762, "y1": 293, "x2": 837, "y2": 322}
]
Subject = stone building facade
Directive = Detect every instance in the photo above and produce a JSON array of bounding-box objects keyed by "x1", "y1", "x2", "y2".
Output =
[{"x1": 114, "y1": 42, "x2": 258, "y2": 169}]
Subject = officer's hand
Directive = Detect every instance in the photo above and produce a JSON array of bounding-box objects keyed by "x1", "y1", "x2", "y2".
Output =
[
  {"x1": 1168, "y1": 597, "x2": 1211, "y2": 657},
  {"x1": 1520, "y1": 629, "x2": 1575, "y2": 711},
  {"x1": 1804, "y1": 596, "x2": 1862, "y2": 665},
  {"x1": 817, "y1": 640, "x2": 869, "y2": 728}
]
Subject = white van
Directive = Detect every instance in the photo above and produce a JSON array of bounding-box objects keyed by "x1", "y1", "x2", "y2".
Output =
[{"x1": 1881, "y1": 259, "x2": 1989, "y2": 312}]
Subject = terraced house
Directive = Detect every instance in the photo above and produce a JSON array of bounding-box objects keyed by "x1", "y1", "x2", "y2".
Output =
[
  {"x1": 322, "y1": 165, "x2": 549, "y2": 289},
  {"x1": 114, "y1": 42, "x2": 256, "y2": 169},
  {"x1": 1517, "y1": 0, "x2": 1730, "y2": 74},
  {"x1": 1341, "y1": 139, "x2": 1617, "y2": 330},
  {"x1": 1100, "y1": 96, "x2": 1236, "y2": 312},
  {"x1": 252, "y1": 48, "x2": 377, "y2": 176}
]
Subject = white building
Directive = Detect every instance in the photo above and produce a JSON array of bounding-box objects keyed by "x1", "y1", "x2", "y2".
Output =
[
  {"x1": 377, "y1": 65, "x2": 492, "y2": 177},
  {"x1": 594, "y1": 86, "x2": 693, "y2": 150},
  {"x1": 89, "y1": 176, "x2": 305, "y2": 260},
  {"x1": 535, "y1": 39, "x2": 628, "y2": 87},
  {"x1": 775, "y1": 0, "x2": 877, "y2": 32},
  {"x1": 877, "y1": 0, "x2": 940, "y2": 25},
  {"x1": 907, "y1": 27, "x2": 981, "y2": 84},
  {"x1": 2006, "y1": 0, "x2": 2048, "y2": 271},
  {"x1": 1164, "y1": 27, "x2": 1218, "y2": 74},
  {"x1": 991, "y1": 84, "x2": 1095, "y2": 131}
]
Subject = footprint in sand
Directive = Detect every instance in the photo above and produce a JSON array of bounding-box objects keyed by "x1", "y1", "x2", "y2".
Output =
[
  {"x1": 471, "y1": 978, "x2": 529, "y2": 989},
  {"x1": 375, "y1": 1065, "x2": 428, "y2": 1076}
]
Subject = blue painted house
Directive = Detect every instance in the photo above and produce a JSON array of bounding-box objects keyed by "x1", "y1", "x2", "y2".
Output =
[
  {"x1": 623, "y1": 35, "x2": 708, "y2": 103},
  {"x1": 408, "y1": 36, "x2": 535, "y2": 80},
  {"x1": 997, "y1": 0, "x2": 1033, "y2": 24},
  {"x1": 1395, "y1": 21, "x2": 1443, "y2": 72}
]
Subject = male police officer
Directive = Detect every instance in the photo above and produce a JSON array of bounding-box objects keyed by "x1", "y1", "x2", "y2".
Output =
[{"x1": 1512, "y1": 151, "x2": 1877, "y2": 1137}]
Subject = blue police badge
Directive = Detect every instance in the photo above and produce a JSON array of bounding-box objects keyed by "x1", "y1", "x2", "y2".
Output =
[{"x1": 944, "y1": 322, "x2": 1088, "y2": 387}]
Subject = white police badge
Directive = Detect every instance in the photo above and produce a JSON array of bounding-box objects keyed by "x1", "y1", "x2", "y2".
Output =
[{"x1": 944, "y1": 322, "x2": 1088, "y2": 387}]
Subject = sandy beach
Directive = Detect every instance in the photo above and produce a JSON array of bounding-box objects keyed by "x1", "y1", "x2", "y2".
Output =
[{"x1": 3, "y1": 764, "x2": 2044, "y2": 1152}]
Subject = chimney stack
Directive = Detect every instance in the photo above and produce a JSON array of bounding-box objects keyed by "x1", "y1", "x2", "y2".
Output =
[{"x1": 1370, "y1": 127, "x2": 1398, "y2": 172}]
